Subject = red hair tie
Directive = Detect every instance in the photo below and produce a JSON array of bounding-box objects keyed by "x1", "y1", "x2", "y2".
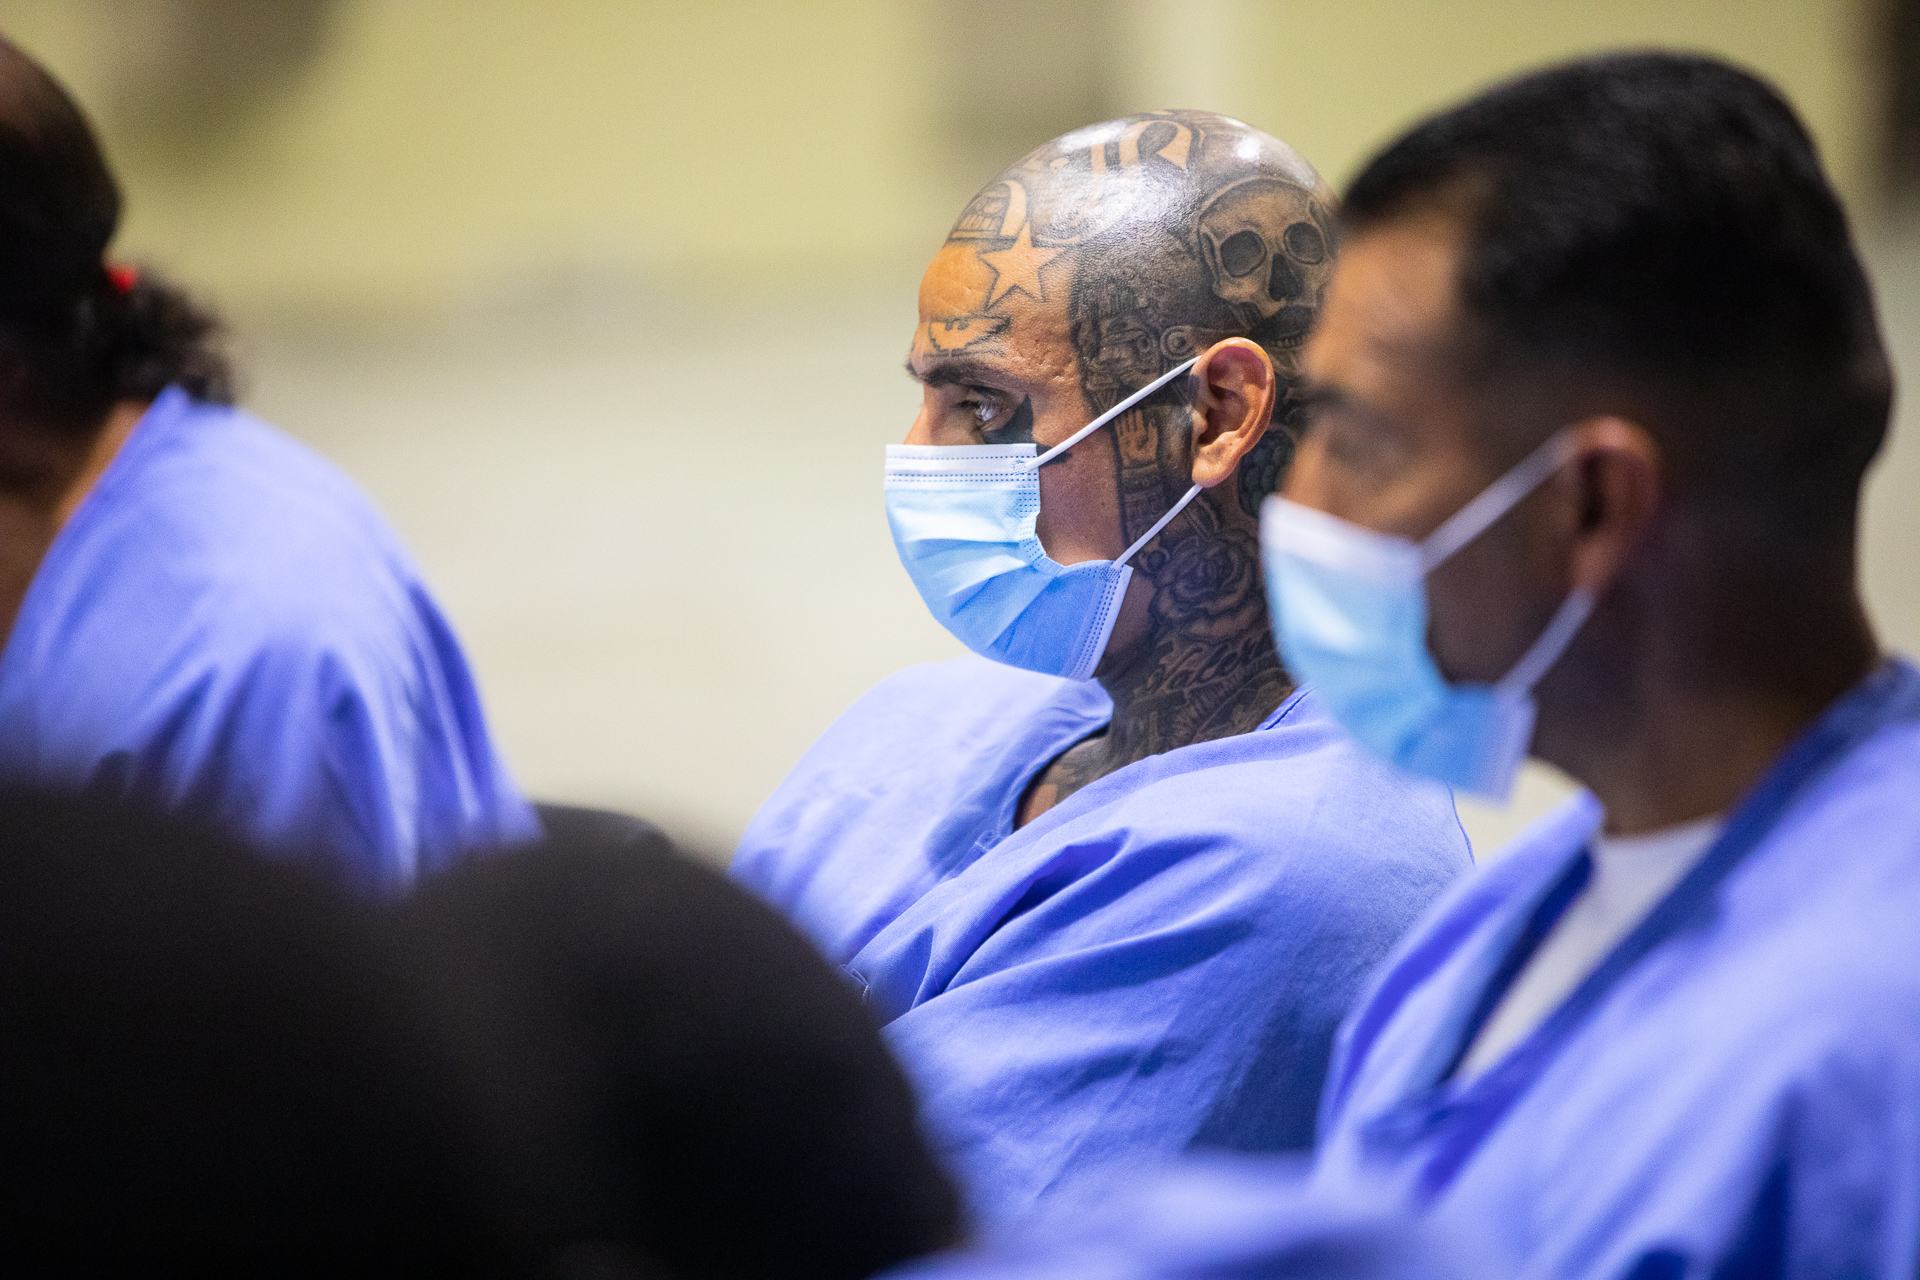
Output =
[{"x1": 106, "y1": 263, "x2": 138, "y2": 295}]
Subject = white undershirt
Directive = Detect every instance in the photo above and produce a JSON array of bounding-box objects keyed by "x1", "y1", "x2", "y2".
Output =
[{"x1": 1456, "y1": 813, "x2": 1725, "y2": 1081}]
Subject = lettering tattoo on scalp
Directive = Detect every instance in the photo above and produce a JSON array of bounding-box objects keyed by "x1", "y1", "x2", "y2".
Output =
[{"x1": 945, "y1": 112, "x2": 1339, "y2": 812}]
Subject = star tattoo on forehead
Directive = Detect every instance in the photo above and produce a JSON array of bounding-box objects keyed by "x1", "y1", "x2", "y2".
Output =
[{"x1": 978, "y1": 221, "x2": 1063, "y2": 311}]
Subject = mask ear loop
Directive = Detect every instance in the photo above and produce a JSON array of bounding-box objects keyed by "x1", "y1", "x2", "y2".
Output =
[
  {"x1": 1495, "y1": 588, "x2": 1595, "y2": 698},
  {"x1": 1116, "y1": 484, "x2": 1203, "y2": 567},
  {"x1": 1412, "y1": 428, "x2": 1594, "y2": 698},
  {"x1": 1026, "y1": 357, "x2": 1200, "y2": 469},
  {"x1": 1418, "y1": 430, "x2": 1578, "y2": 572},
  {"x1": 1023, "y1": 355, "x2": 1206, "y2": 568}
]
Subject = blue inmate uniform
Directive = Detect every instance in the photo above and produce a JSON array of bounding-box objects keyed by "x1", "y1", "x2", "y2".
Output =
[
  {"x1": 735, "y1": 656, "x2": 1471, "y2": 1229},
  {"x1": 0, "y1": 387, "x2": 538, "y2": 892},
  {"x1": 885, "y1": 1154, "x2": 1475, "y2": 1280},
  {"x1": 1312, "y1": 658, "x2": 1920, "y2": 1279}
]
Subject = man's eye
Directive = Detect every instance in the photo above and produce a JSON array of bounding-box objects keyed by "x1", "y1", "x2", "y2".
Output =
[{"x1": 962, "y1": 398, "x2": 998, "y2": 428}]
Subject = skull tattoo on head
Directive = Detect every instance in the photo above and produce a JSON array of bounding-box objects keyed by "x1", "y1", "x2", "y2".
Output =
[{"x1": 1195, "y1": 177, "x2": 1334, "y2": 350}]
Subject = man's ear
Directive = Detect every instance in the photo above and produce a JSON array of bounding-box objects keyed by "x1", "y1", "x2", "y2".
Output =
[
  {"x1": 1558, "y1": 415, "x2": 1662, "y2": 598},
  {"x1": 1189, "y1": 338, "x2": 1277, "y2": 489}
]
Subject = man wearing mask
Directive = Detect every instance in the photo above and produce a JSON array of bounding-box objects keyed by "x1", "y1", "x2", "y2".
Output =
[
  {"x1": 735, "y1": 111, "x2": 1470, "y2": 1229},
  {"x1": 1263, "y1": 54, "x2": 1920, "y2": 1276}
]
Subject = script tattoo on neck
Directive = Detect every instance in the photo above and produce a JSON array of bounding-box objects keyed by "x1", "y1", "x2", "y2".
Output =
[{"x1": 946, "y1": 112, "x2": 1338, "y2": 811}]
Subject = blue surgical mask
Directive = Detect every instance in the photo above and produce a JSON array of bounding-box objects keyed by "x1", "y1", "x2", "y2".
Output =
[
  {"x1": 1259, "y1": 431, "x2": 1594, "y2": 800},
  {"x1": 886, "y1": 358, "x2": 1200, "y2": 682}
]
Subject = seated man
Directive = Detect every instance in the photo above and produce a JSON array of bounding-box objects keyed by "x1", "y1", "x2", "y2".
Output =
[
  {"x1": 1264, "y1": 54, "x2": 1920, "y2": 1277},
  {"x1": 735, "y1": 111, "x2": 1471, "y2": 1227},
  {"x1": 0, "y1": 38, "x2": 534, "y2": 891}
]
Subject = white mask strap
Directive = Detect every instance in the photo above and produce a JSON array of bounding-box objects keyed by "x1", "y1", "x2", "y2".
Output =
[
  {"x1": 1495, "y1": 587, "x2": 1596, "y2": 698},
  {"x1": 1418, "y1": 429, "x2": 1577, "y2": 573},
  {"x1": 1117, "y1": 483, "x2": 1203, "y2": 567},
  {"x1": 1028, "y1": 357, "x2": 1200, "y2": 469}
]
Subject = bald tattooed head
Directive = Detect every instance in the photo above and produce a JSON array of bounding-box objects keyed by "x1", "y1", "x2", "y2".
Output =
[{"x1": 935, "y1": 111, "x2": 1338, "y2": 515}]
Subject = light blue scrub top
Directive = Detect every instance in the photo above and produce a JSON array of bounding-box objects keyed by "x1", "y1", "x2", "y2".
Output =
[
  {"x1": 0, "y1": 387, "x2": 538, "y2": 893},
  {"x1": 884, "y1": 1155, "x2": 1476, "y2": 1280},
  {"x1": 734, "y1": 655, "x2": 1471, "y2": 1229},
  {"x1": 1313, "y1": 658, "x2": 1920, "y2": 1279}
]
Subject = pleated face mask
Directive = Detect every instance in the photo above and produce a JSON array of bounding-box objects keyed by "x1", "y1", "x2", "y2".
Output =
[
  {"x1": 1259, "y1": 429, "x2": 1594, "y2": 800},
  {"x1": 885, "y1": 358, "x2": 1200, "y2": 683}
]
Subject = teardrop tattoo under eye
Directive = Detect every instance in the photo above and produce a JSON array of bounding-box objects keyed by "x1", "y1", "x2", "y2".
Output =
[{"x1": 981, "y1": 395, "x2": 1035, "y2": 446}]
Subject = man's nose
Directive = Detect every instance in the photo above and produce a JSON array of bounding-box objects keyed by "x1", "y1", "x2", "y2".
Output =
[{"x1": 903, "y1": 402, "x2": 937, "y2": 447}]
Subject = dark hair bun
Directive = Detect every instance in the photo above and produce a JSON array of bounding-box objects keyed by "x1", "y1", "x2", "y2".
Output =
[{"x1": 94, "y1": 268, "x2": 235, "y2": 407}]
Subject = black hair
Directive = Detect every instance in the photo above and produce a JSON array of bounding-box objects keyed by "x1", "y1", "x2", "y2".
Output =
[
  {"x1": 0, "y1": 36, "x2": 232, "y2": 442},
  {"x1": 1343, "y1": 52, "x2": 1893, "y2": 529},
  {"x1": 0, "y1": 790, "x2": 505, "y2": 1276},
  {"x1": 391, "y1": 820, "x2": 965, "y2": 1280}
]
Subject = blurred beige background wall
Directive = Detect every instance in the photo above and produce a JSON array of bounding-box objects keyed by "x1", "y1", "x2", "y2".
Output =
[
  {"x1": 3, "y1": 1, "x2": 1912, "y2": 856},
  {"x1": 5, "y1": 0, "x2": 1893, "y2": 318}
]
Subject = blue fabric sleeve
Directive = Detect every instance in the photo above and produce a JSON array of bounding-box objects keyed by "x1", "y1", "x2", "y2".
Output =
[{"x1": 95, "y1": 619, "x2": 534, "y2": 895}]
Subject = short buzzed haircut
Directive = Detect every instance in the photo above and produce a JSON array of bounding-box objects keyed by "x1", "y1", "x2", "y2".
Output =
[{"x1": 1344, "y1": 53, "x2": 1893, "y2": 531}]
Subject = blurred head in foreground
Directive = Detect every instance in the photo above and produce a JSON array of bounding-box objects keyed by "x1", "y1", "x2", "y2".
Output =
[
  {"x1": 0, "y1": 790, "x2": 497, "y2": 1276},
  {"x1": 395, "y1": 818, "x2": 964, "y2": 1279}
]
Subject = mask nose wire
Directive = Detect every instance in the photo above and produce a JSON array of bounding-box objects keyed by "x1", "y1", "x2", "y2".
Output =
[
  {"x1": 1023, "y1": 357, "x2": 1201, "y2": 470},
  {"x1": 1416, "y1": 429, "x2": 1578, "y2": 573}
]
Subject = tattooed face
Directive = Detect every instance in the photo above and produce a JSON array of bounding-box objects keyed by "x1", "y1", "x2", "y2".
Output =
[{"x1": 905, "y1": 110, "x2": 1335, "y2": 693}]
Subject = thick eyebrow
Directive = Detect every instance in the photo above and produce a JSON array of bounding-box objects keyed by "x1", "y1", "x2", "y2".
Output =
[
  {"x1": 1295, "y1": 377, "x2": 1409, "y2": 443},
  {"x1": 1291, "y1": 379, "x2": 1347, "y2": 414},
  {"x1": 904, "y1": 356, "x2": 1006, "y2": 390}
]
